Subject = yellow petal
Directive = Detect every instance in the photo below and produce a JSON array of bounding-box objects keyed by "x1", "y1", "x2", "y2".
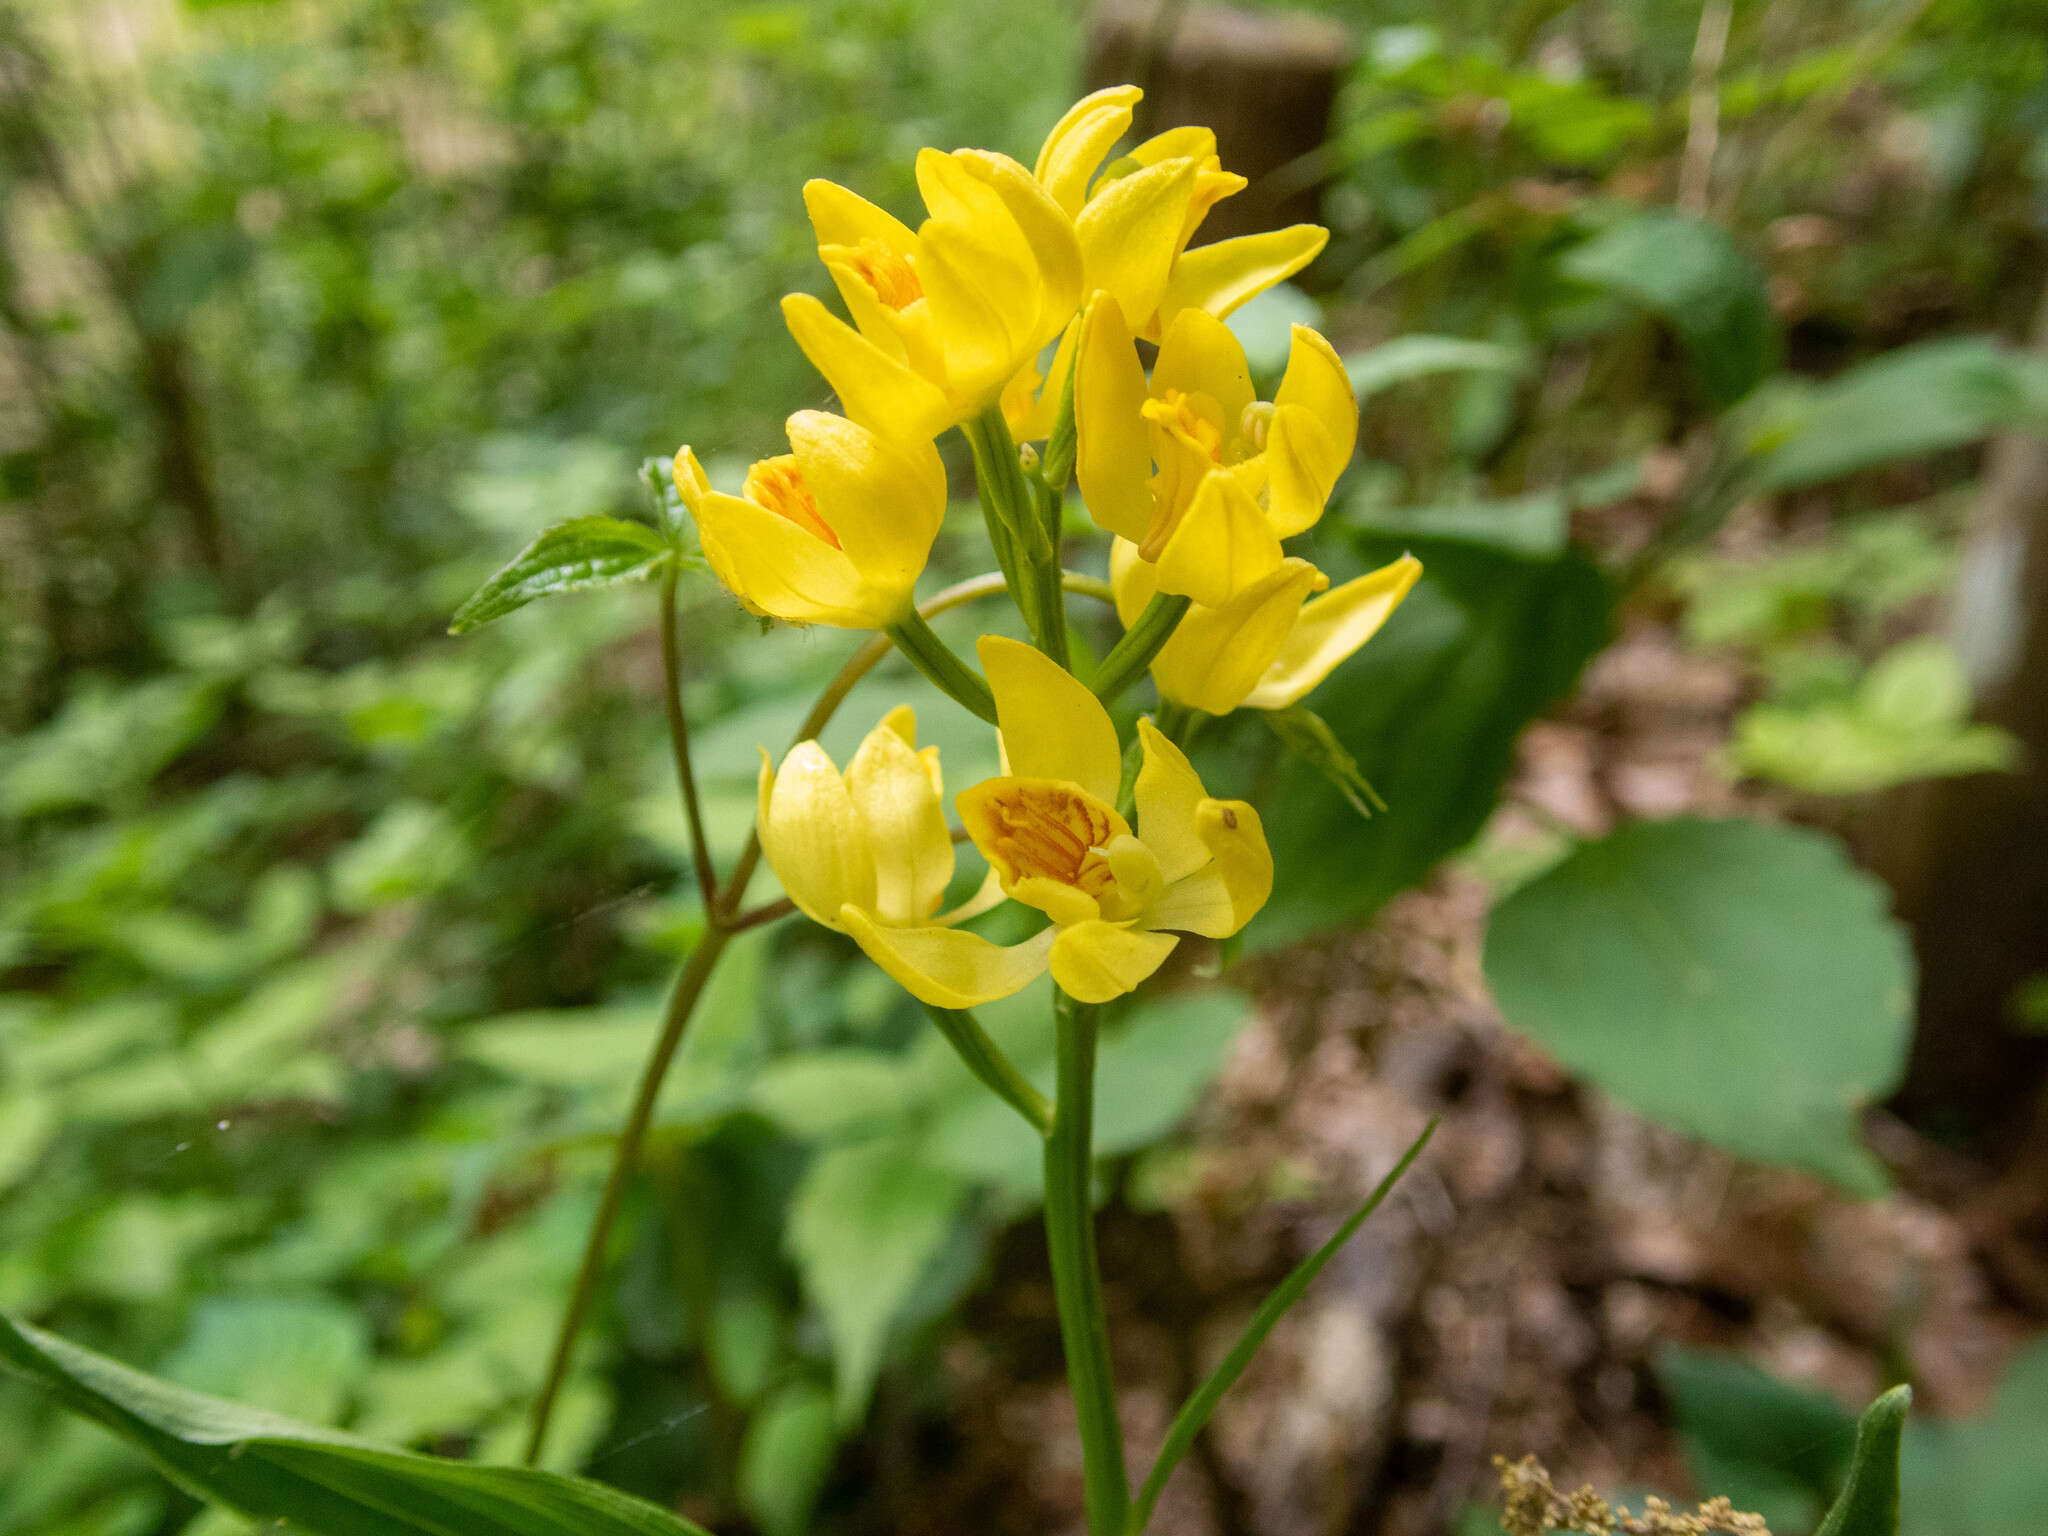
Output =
[
  {"x1": 846, "y1": 715, "x2": 954, "y2": 925},
  {"x1": 1264, "y1": 404, "x2": 1340, "y2": 539},
  {"x1": 1074, "y1": 293, "x2": 1153, "y2": 543},
  {"x1": 786, "y1": 409, "x2": 943, "y2": 599},
  {"x1": 1103, "y1": 832, "x2": 1165, "y2": 917},
  {"x1": 782, "y1": 293, "x2": 953, "y2": 444},
  {"x1": 976, "y1": 636, "x2": 1122, "y2": 804},
  {"x1": 1156, "y1": 224, "x2": 1329, "y2": 334},
  {"x1": 1142, "y1": 866, "x2": 1239, "y2": 938},
  {"x1": 1009, "y1": 313, "x2": 1079, "y2": 443},
  {"x1": 956, "y1": 775, "x2": 1127, "y2": 923},
  {"x1": 1050, "y1": 920, "x2": 1179, "y2": 1004},
  {"x1": 819, "y1": 253, "x2": 916, "y2": 364},
  {"x1": 1007, "y1": 873, "x2": 1103, "y2": 927},
  {"x1": 803, "y1": 179, "x2": 916, "y2": 255},
  {"x1": 673, "y1": 446, "x2": 713, "y2": 512},
  {"x1": 936, "y1": 864, "x2": 1008, "y2": 926},
  {"x1": 915, "y1": 223, "x2": 1031, "y2": 409},
  {"x1": 841, "y1": 906, "x2": 1055, "y2": 1010},
  {"x1": 1151, "y1": 308, "x2": 1254, "y2": 439},
  {"x1": 1077, "y1": 156, "x2": 1198, "y2": 331},
  {"x1": 1275, "y1": 323, "x2": 1357, "y2": 467},
  {"x1": 1151, "y1": 557, "x2": 1327, "y2": 714},
  {"x1": 690, "y1": 486, "x2": 880, "y2": 628},
  {"x1": 1108, "y1": 537, "x2": 1154, "y2": 628},
  {"x1": 954, "y1": 149, "x2": 1083, "y2": 347},
  {"x1": 1153, "y1": 469, "x2": 1284, "y2": 608},
  {"x1": 1243, "y1": 554, "x2": 1422, "y2": 710},
  {"x1": 1132, "y1": 717, "x2": 1211, "y2": 882},
  {"x1": 1195, "y1": 798, "x2": 1272, "y2": 932},
  {"x1": 1035, "y1": 85, "x2": 1142, "y2": 215},
  {"x1": 760, "y1": 742, "x2": 875, "y2": 928},
  {"x1": 1129, "y1": 125, "x2": 1215, "y2": 166}
]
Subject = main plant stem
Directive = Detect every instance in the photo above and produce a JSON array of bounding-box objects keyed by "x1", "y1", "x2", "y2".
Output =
[{"x1": 1044, "y1": 992, "x2": 1128, "y2": 1536}]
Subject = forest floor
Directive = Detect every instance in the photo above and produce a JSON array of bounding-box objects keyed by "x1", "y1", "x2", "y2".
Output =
[{"x1": 871, "y1": 541, "x2": 2048, "y2": 1536}]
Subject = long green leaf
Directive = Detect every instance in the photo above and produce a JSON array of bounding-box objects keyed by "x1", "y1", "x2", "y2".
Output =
[
  {"x1": 0, "y1": 1315, "x2": 709, "y2": 1536},
  {"x1": 449, "y1": 516, "x2": 674, "y2": 632},
  {"x1": 1815, "y1": 1385, "x2": 1911, "y2": 1536},
  {"x1": 1126, "y1": 1118, "x2": 1438, "y2": 1535}
]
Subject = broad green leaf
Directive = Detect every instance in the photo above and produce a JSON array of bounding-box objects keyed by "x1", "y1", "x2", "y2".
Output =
[
  {"x1": 1902, "y1": 1337, "x2": 2048, "y2": 1536},
  {"x1": 1343, "y1": 335, "x2": 1528, "y2": 401},
  {"x1": 1129, "y1": 1119, "x2": 1437, "y2": 1535},
  {"x1": 1346, "y1": 461, "x2": 1642, "y2": 560},
  {"x1": 328, "y1": 801, "x2": 472, "y2": 913},
  {"x1": 0, "y1": 677, "x2": 225, "y2": 819},
  {"x1": 1242, "y1": 537, "x2": 1611, "y2": 948},
  {"x1": 747, "y1": 1050, "x2": 917, "y2": 1139},
  {"x1": 1563, "y1": 211, "x2": 1780, "y2": 408},
  {"x1": 1658, "y1": 1347, "x2": 1857, "y2": 1534},
  {"x1": 1744, "y1": 337, "x2": 2048, "y2": 492},
  {"x1": 785, "y1": 1137, "x2": 966, "y2": 1423},
  {"x1": 162, "y1": 1297, "x2": 370, "y2": 1427},
  {"x1": 1816, "y1": 1386, "x2": 1909, "y2": 1536},
  {"x1": 738, "y1": 1382, "x2": 837, "y2": 1536},
  {"x1": 0, "y1": 1315, "x2": 709, "y2": 1536},
  {"x1": 449, "y1": 517, "x2": 672, "y2": 633},
  {"x1": 1485, "y1": 819, "x2": 1913, "y2": 1194}
]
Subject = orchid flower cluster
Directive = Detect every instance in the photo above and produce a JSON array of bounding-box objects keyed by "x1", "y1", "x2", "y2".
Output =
[{"x1": 678, "y1": 85, "x2": 1421, "y2": 1012}]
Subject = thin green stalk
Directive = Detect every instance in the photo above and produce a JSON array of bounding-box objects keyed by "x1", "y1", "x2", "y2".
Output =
[
  {"x1": 922, "y1": 1004, "x2": 1052, "y2": 1133},
  {"x1": 1092, "y1": 592, "x2": 1192, "y2": 705},
  {"x1": 659, "y1": 565, "x2": 720, "y2": 914},
  {"x1": 524, "y1": 926, "x2": 731, "y2": 1465},
  {"x1": 1045, "y1": 992, "x2": 1128, "y2": 1536},
  {"x1": 886, "y1": 605, "x2": 998, "y2": 723},
  {"x1": 965, "y1": 405, "x2": 1068, "y2": 667}
]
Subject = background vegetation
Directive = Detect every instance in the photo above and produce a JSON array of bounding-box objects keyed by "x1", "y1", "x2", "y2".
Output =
[{"x1": 3, "y1": 1, "x2": 2046, "y2": 1533}]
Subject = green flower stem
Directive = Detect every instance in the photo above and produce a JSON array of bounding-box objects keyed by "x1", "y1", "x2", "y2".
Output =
[
  {"x1": 965, "y1": 405, "x2": 1068, "y2": 668},
  {"x1": 659, "y1": 565, "x2": 720, "y2": 914},
  {"x1": 922, "y1": 1004, "x2": 1052, "y2": 1134},
  {"x1": 1045, "y1": 991, "x2": 1129, "y2": 1536},
  {"x1": 1091, "y1": 591, "x2": 1192, "y2": 706},
  {"x1": 886, "y1": 604, "x2": 999, "y2": 723},
  {"x1": 524, "y1": 924, "x2": 730, "y2": 1466}
]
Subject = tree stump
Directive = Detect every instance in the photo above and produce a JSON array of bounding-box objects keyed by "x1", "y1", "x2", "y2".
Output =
[{"x1": 1084, "y1": 1, "x2": 1353, "y2": 243}]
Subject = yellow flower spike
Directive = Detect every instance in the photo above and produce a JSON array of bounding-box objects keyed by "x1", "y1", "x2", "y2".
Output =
[
  {"x1": 954, "y1": 640, "x2": 1274, "y2": 1002},
  {"x1": 788, "y1": 151, "x2": 1080, "y2": 444},
  {"x1": 673, "y1": 410, "x2": 945, "y2": 630},
  {"x1": 1241, "y1": 554, "x2": 1424, "y2": 710},
  {"x1": 758, "y1": 712, "x2": 1052, "y2": 1010}
]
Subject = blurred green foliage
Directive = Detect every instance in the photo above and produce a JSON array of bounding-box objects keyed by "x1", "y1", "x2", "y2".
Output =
[{"x1": 5, "y1": 0, "x2": 2048, "y2": 1530}]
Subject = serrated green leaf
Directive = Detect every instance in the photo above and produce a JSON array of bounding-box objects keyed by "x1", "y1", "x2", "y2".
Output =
[
  {"x1": 449, "y1": 517, "x2": 673, "y2": 633},
  {"x1": 1485, "y1": 819, "x2": 1913, "y2": 1193},
  {"x1": 0, "y1": 1315, "x2": 709, "y2": 1536}
]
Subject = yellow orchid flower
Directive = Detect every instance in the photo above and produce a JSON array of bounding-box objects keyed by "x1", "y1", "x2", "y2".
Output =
[
  {"x1": 1031, "y1": 84, "x2": 1327, "y2": 342},
  {"x1": 1111, "y1": 541, "x2": 1423, "y2": 717},
  {"x1": 673, "y1": 410, "x2": 944, "y2": 631},
  {"x1": 1074, "y1": 295, "x2": 1359, "y2": 604},
  {"x1": 955, "y1": 637, "x2": 1273, "y2": 1003},
  {"x1": 781, "y1": 148, "x2": 1082, "y2": 446},
  {"x1": 758, "y1": 706, "x2": 1053, "y2": 1009}
]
